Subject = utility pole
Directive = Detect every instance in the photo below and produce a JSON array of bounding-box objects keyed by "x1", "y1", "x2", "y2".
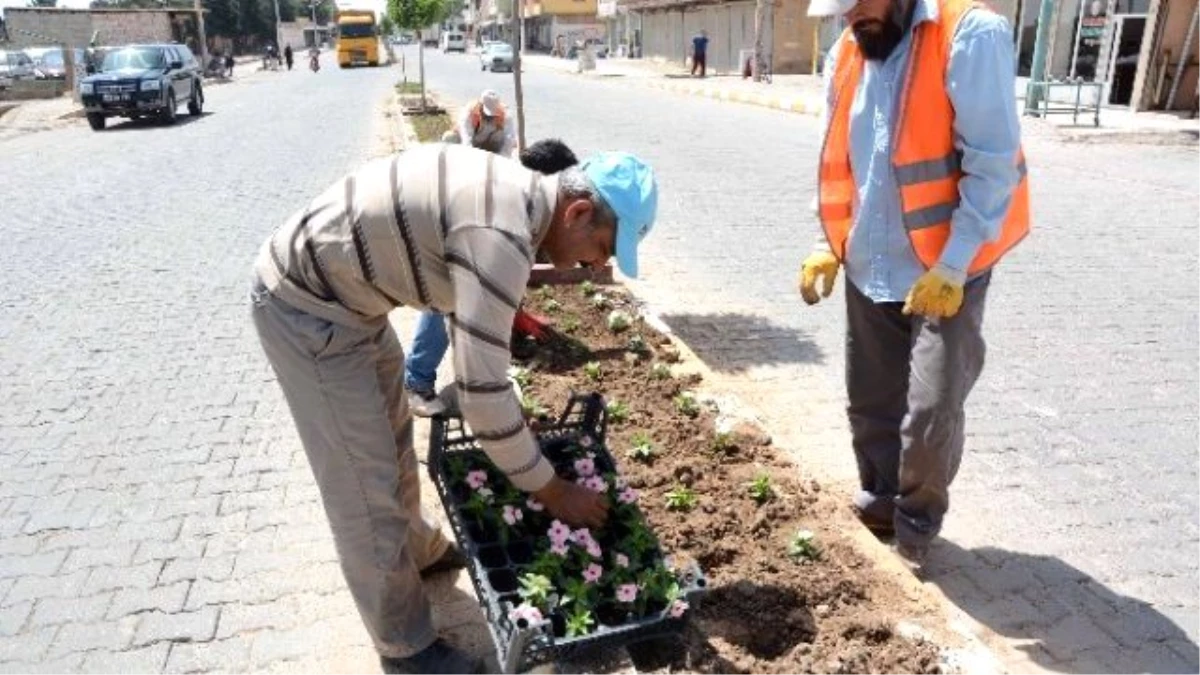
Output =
[
  {"x1": 273, "y1": 0, "x2": 283, "y2": 50},
  {"x1": 1024, "y1": 0, "x2": 1055, "y2": 114},
  {"x1": 194, "y1": 0, "x2": 209, "y2": 70},
  {"x1": 511, "y1": 0, "x2": 526, "y2": 148},
  {"x1": 752, "y1": 0, "x2": 765, "y2": 81}
]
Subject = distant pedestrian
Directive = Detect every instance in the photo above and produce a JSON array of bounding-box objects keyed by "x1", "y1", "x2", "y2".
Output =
[
  {"x1": 224, "y1": 52, "x2": 234, "y2": 78},
  {"x1": 690, "y1": 29, "x2": 708, "y2": 77},
  {"x1": 284, "y1": 44, "x2": 294, "y2": 70}
]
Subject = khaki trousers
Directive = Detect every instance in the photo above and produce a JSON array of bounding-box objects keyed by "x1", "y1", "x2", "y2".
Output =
[{"x1": 250, "y1": 279, "x2": 449, "y2": 658}]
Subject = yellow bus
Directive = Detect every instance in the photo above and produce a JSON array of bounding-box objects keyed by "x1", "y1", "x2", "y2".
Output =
[{"x1": 336, "y1": 9, "x2": 380, "y2": 67}]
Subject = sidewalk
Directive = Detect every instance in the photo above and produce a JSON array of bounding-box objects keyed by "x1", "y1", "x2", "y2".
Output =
[{"x1": 523, "y1": 52, "x2": 1199, "y2": 143}]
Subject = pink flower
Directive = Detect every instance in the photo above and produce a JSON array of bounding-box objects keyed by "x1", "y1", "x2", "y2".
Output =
[
  {"x1": 583, "y1": 563, "x2": 603, "y2": 584},
  {"x1": 616, "y1": 584, "x2": 638, "y2": 603},
  {"x1": 570, "y1": 528, "x2": 594, "y2": 546},
  {"x1": 466, "y1": 470, "x2": 488, "y2": 490},
  {"x1": 573, "y1": 457, "x2": 596, "y2": 478},
  {"x1": 586, "y1": 540, "x2": 602, "y2": 559},
  {"x1": 584, "y1": 476, "x2": 608, "y2": 493},
  {"x1": 526, "y1": 497, "x2": 545, "y2": 512},
  {"x1": 575, "y1": 476, "x2": 588, "y2": 487},
  {"x1": 580, "y1": 435, "x2": 594, "y2": 448},
  {"x1": 548, "y1": 520, "x2": 571, "y2": 545},
  {"x1": 618, "y1": 487, "x2": 638, "y2": 504},
  {"x1": 550, "y1": 541, "x2": 570, "y2": 557},
  {"x1": 615, "y1": 553, "x2": 630, "y2": 568},
  {"x1": 668, "y1": 599, "x2": 689, "y2": 618},
  {"x1": 501, "y1": 505, "x2": 523, "y2": 526},
  {"x1": 510, "y1": 603, "x2": 544, "y2": 625}
]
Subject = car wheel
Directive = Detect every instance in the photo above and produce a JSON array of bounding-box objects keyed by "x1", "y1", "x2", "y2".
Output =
[
  {"x1": 86, "y1": 113, "x2": 106, "y2": 131},
  {"x1": 161, "y1": 90, "x2": 178, "y2": 125},
  {"x1": 188, "y1": 84, "x2": 203, "y2": 116}
]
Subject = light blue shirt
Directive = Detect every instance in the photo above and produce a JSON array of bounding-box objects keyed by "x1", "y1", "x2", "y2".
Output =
[{"x1": 819, "y1": 0, "x2": 1021, "y2": 302}]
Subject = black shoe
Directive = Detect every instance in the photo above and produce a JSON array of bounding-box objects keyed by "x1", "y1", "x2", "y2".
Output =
[
  {"x1": 420, "y1": 545, "x2": 468, "y2": 578},
  {"x1": 380, "y1": 639, "x2": 485, "y2": 674},
  {"x1": 851, "y1": 504, "x2": 895, "y2": 537}
]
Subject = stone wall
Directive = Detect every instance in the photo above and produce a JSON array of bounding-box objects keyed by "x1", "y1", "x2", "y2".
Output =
[
  {"x1": 91, "y1": 11, "x2": 174, "y2": 47},
  {"x1": 4, "y1": 8, "x2": 92, "y2": 49}
]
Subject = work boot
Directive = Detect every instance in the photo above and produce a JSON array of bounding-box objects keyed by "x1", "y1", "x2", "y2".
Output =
[
  {"x1": 893, "y1": 540, "x2": 929, "y2": 570},
  {"x1": 420, "y1": 545, "x2": 468, "y2": 578},
  {"x1": 851, "y1": 490, "x2": 895, "y2": 538},
  {"x1": 380, "y1": 639, "x2": 485, "y2": 674},
  {"x1": 407, "y1": 387, "x2": 446, "y2": 418}
]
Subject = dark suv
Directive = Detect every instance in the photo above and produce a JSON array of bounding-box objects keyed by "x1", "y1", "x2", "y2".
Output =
[{"x1": 79, "y1": 44, "x2": 204, "y2": 131}]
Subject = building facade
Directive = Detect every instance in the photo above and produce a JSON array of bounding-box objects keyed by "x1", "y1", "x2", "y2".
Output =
[{"x1": 4, "y1": 7, "x2": 201, "y2": 53}]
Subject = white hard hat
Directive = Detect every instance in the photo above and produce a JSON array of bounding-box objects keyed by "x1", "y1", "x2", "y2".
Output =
[
  {"x1": 479, "y1": 89, "x2": 502, "y2": 116},
  {"x1": 807, "y1": 0, "x2": 856, "y2": 16}
]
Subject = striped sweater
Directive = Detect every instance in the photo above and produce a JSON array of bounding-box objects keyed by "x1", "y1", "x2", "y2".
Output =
[{"x1": 255, "y1": 143, "x2": 559, "y2": 492}]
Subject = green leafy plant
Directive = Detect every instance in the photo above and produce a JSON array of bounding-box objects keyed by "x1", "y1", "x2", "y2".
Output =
[
  {"x1": 543, "y1": 298, "x2": 562, "y2": 313},
  {"x1": 627, "y1": 334, "x2": 648, "y2": 354},
  {"x1": 445, "y1": 455, "x2": 469, "y2": 484},
  {"x1": 747, "y1": 474, "x2": 774, "y2": 504},
  {"x1": 521, "y1": 393, "x2": 547, "y2": 419},
  {"x1": 535, "y1": 285, "x2": 554, "y2": 300},
  {"x1": 624, "y1": 522, "x2": 659, "y2": 559},
  {"x1": 628, "y1": 431, "x2": 655, "y2": 462},
  {"x1": 507, "y1": 366, "x2": 532, "y2": 390},
  {"x1": 650, "y1": 362, "x2": 672, "y2": 380},
  {"x1": 591, "y1": 292, "x2": 609, "y2": 309},
  {"x1": 518, "y1": 573, "x2": 555, "y2": 610},
  {"x1": 560, "y1": 577, "x2": 596, "y2": 611},
  {"x1": 528, "y1": 550, "x2": 564, "y2": 581},
  {"x1": 561, "y1": 315, "x2": 581, "y2": 334},
  {"x1": 583, "y1": 361, "x2": 602, "y2": 382},
  {"x1": 606, "y1": 399, "x2": 630, "y2": 424},
  {"x1": 564, "y1": 607, "x2": 595, "y2": 638},
  {"x1": 710, "y1": 431, "x2": 736, "y2": 455},
  {"x1": 579, "y1": 280, "x2": 596, "y2": 296},
  {"x1": 674, "y1": 392, "x2": 700, "y2": 418},
  {"x1": 607, "y1": 310, "x2": 632, "y2": 333},
  {"x1": 787, "y1": 530, "x2": 821, "y2": 562},
  {"x1": 665, "y1": 485, "x2": 698, "y2": 512}
]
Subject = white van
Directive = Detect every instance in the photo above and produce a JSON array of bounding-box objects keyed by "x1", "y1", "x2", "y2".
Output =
[{"x1": 441, "y1": 31, "x2": 466, "y2": 53}]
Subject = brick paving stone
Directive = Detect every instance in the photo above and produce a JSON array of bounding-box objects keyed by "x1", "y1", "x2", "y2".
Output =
[
  {"x1": 49, "y1": 617, "x2": 138, "y2": 658},
  {"x1": 83, "y1": 562, "x2": 165, "y2": 595},
  {"x1": 79, "y1": 642, "x2": 171, "y2": 673},
  {"x1": 0, "y1": 624, "x2": 57, "y2": 662},
  {"x1": 133, "y1": 608, "x2": 220, "y2": 647},
  {"x1": 107, "y1": 583, "x2": 189, "y2": 621},
  {"x1": 60, "y1": 544, "x2": 140, "y2": 575},
  {"x1": 0, "y1": 602, "x2": 32, "y2": 637},
  {"x1": 0, "y1": 550, "x2": 67, "y2": 580},
  {"x1": 3, "y1": 570, "x2": 89, "y2": 607},
  {"x1": 163, "y1": 635, "x2": 253, "y2": 674},
  {"x1": 30, "y1": 593, "x2": 113, "y2": 628}
]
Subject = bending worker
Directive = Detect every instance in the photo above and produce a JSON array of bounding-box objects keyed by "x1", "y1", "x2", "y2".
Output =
[
  {"x1": 250, "y1": 143, "x2": 658, "y2": 673},
  {"x1": 799, "y1": 0, "x2": 1029, "y2": 564}
]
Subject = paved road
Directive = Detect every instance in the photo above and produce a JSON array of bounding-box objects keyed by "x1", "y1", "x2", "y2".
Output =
[
  {"x1": 0, "y1": 43, "x2": 1195, "y2": 673},
  {"x1": 417, "y1": 48, "x2": 1199, "y2": 671}
]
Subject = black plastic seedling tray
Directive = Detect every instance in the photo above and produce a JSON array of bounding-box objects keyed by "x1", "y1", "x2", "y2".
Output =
[{"x1": 428, "y1": 392, "x2": 707, "y2": 673}]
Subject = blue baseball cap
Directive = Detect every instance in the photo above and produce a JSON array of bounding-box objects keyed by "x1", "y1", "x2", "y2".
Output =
[{"x1": 580, "y1": 152, "x2": 658, "y2": 279}]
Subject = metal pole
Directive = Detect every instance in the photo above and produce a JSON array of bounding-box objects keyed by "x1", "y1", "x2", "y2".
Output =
[
  {"x1": 811, "y1": 18, "x2": 819, "y2": 74},
  {"x1": 1068, "y1": 0, "x2": 1084, "y2": 78},
  {"x1": 1025, "y1": 0, "x2": 1056, "y2": 113},
  {"x1": 194, "y1": 0, "x2": 209, "y2": 72},
  {"x1": 273, "y1": 0, "x2": 282, "y2": 53},
  {"x1": 1166, "y1": 3, "x2": 1198, "y2": 110}
]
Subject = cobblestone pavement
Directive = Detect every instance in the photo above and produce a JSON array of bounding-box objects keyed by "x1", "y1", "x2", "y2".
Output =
[
  {"x1": 0, "y1": 40, "x2": 1195, "y2": 673},
  {"x1": 416, "y1": 47, "x2": 1199, "y2": 672}
]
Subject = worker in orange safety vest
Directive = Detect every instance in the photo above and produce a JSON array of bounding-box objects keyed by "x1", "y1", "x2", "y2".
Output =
[{"x1": 798, "y1": 0, "x2": 1029, "y2": 565}]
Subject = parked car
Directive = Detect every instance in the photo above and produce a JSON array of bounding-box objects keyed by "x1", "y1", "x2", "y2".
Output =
[
  {"x1": 441, "y1": 31, "x2": 466, "y2": 53},
  {"x1": 0, "y1": 49, "x2": 37, "y2": 82},
  {"x1": 26, "y1": 47, "x2": 88, "y2": 80},
  {"x1": 480, "y1": 42, "x2": 513, "y2": 72},
  {"x1": 78, "y1": 43, "x2": 204, "y2": 131}
]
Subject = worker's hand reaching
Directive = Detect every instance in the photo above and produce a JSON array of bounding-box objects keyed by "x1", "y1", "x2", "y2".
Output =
[
  {"x1": 903, "y1": 267, "x2": 964, "y2": 318},
  {"x1": 533, "y1": 476, "x2": 609, "y2": 529},
  {"x1": 798, "y1": 250, "x2": 840, "y2": 305}
]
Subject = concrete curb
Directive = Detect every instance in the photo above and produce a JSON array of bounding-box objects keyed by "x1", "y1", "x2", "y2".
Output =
[{"x1": 641, "y1": 78, "x2": 823, "y2": 116}]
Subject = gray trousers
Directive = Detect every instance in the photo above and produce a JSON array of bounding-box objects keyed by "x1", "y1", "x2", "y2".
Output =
[
  {"x1": 845, "y1": 273, "x2": 990, "y2": 546},
  {"x1": 250, "y1": 280, "x2": 449, "y2": 659}
]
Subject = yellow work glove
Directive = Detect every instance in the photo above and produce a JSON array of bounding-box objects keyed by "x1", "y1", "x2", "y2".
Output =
[
  {"x1": 798, "y1": 250, "x2": 840, "y2": 305},
  {"x1": 903, "y1": 267, "x2": 964, "y2": 318}
]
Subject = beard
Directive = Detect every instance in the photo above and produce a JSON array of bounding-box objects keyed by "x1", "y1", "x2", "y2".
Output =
[{"x1": 852, "y1": 18, "x2": 905, "y2": 61}]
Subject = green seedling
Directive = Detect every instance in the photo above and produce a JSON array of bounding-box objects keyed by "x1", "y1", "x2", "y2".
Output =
[
  {"x1": 627, "y1": 334, "x2": 648, "y2": 354},
  {"x1": 583, "y1": 361, "x2": 602, "y2": 382},
  {"x1": 518, "y1": 573, "x2": 555, "y2": 609},
  {"x1": 747, "y1": 474, "x2": 774, "y2": 504},
  {"x1": 606, "y1": 399, "x2": 630, "y2": 424},
  {"x1": 665, "y1": 485, "x2": 698, "y2": 512},
  {"x1": 507, "y1": 366, "x2": 532, "y2": 390},
  {"x1": 564, "y1": 607, "x2": 596, "y2": 638},
  {"x1": 536, "y1": 285, "x2": 554, "y2": 300},
  {"x1": 543, "y1": 298, "x2": 561, "y2": 313},
  {"x1": 710, "y1": 431, "x2": 736, "y2": 455},
  {"x1": 787, "y1": 530, "x2": 821, "y2": 562},
  {"x1": 521, "y1": 393, "x2": 547, "y2": 419},
  {"x1": 650, "y1": 362, "x2": 672, "y2": 380},
  {"x1": 607, "y1": 310, "x2": 632, "y2": 333},
  {"x1": 591, "y1": 292, "x2": 609, "y2": 309},
  {"x1": 579, "y1": 280, "x2": 596, "y2": 296},
  {"x1": 674, "y1": 392, "x2": 700, "y2": 418},
  {"x1": 561, "y1": 315, "x2": 581, "y2": 334},
  {"x1": 628, "y1": 431, "x2": 655, "y2": 462}
]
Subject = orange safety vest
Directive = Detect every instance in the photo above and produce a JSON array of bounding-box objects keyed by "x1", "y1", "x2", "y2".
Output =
[{"x1": 819, "y1": 0, "x2": 1030, "y2": 276}]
